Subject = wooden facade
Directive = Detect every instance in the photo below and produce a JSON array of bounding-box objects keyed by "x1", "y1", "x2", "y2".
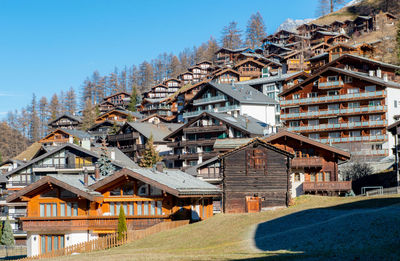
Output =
[
  {"x1": 233, "y1": 59, "x2": 265, "y2": 81},
  {"x1": 220, "y1": 139, "x2": 293, "y2": 213},
  {"x1": 48, "y1": 114, "x2": 82, "y2": 130},
  {"x1": 95, "y1": 109, "x2": 140, "y2": 124}
]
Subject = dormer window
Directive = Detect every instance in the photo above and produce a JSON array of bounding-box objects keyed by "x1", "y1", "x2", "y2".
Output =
[{"x1": 138, "y1": 185, "x2": 148, "y2": 196}]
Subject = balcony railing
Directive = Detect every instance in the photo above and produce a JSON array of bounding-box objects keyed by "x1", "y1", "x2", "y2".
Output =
[
  {"x1": 183, "y1": 125, "x2": 227, "y2": 134},
  {"x1": 182, "y1": 105, "x2": 240, "y2": 118},
  {"x1": 21, "y1": 216, "x2": 168, "y2": 232},
  {"x1": 281, "y1": 105, "x2": 386, "y2": 120},
  {"x1": 193, "y1": 95, "x2": 227, "y2": 105},
  {"x1": 107, "y1": 133, "x2": 140, "y2": 142},
  {"x1": 312, "y1": 134, "x2": 387, "y2": 144},
  {"x1": 281, "y1": 90, "x2": 386, "y2": 106},
  {"x1": 180, "y1": 139, "x2": 216, "y2": 147},
  {"x1": 303, "y1": 181, "x2": 352, "y2": 192},
  {"x1": 318, "y1": 80, "x2": 344, "y2": 89},
  {"x1": 291, "y1": 157, "x2": 324, "y2": 168},
  {"x1": 287, "y1": 120, "x2": 387, "y2": 132}
]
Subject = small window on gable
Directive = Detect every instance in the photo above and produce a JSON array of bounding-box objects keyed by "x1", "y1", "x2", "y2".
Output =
[
  {"x1": 150, "y1": 186, "x2": 162, "y2": 196},
  {"x1": 41, "y1": 189, "x2": 58, "y2": 198},
  {"x1": 246, "y1": 148, "x2": 266, "y2": 174},
  {"x1": 138, "y1": 185, "x2": 148, "y2": 196},
  {"x1": 60, "y1": 189, "x2": 76, "y2": 198}
]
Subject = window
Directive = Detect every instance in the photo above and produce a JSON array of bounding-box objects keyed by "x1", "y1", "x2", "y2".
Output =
[
  {"x1": 40, "y1": 235, "x2": 64, "y2": 254},
  {"x1": 370, "y1": 115, "x2": 382, "y2": 121},
  {"x1": 289, "y1": 107, "x2": 300, "y2": 113},
  {"x1": 156, "y1": 201, "x2": 162, "y2": 215},
  {"x1": 349, "y1": 116, "x2": 361, "y2": 123},
  {"x1": 369, "y1": 100, "x2": 381, "y2": 106},
  {"x1": 324, "y1": 172, "x2": 331, "y2": 182},
  {"x1": 294, "y1": 173, "x2": 301, "y2": 182},
  {"x1": 310, "y1": 174, "x2": 316, "y2": 182},
  {"x1": 348, "y1": 88, "x2": 359, "y2": 94},
  {"x1": 150, "y1": 186, "x2": 162, "y2": 196},
  {"x1": 138, "y1": 185, "x2": 148, "y2": 196},
  {"x1": 365, "y1": 85, "x2": 376, "y2": 92},
  {"x1": 328, "y1": 104, "x2": 339, "y2": 110},
  {"x1": 348, "y1": 102, "x2": 360, "y2": 108},
  {"x1": 293, "y1": 94, "x2": 300, "y2": 99},
  {"x1": 122, "y1": 183, "x2": 134, "y2": 196},
  {"x1": 150, "y1": 201, "x2": 155, "y2": 215},
  {"x1": 246, "y1": 149, "x2": 266, "y2": 171},
  {"x1": 350, "y1": 130, "x2": 361, "y2": 137},
  {"x1": 143, "y1": 202, "x2": 149, "y2": 215},
  {"x1": 329, "y1": 132, "x2": 340, "y2": 138},
  {"x1": 328, "y1": 118, "x2": 339, "y2": 124},
  {"x1": 137, "y1": 202, "x2": 142, "y2": 215},
  {"x1": 327, "y1": 90, "x2": 339, "y2": 96},
  {"x1": 309, "y1": 106, "x2": 319, "y2": 112},
  {"x1": 370, "y1": 129, "x2": 382, "y2": 135},
  {"x1": 395, "y1": 100, "x2": 398, "y2": 108},
  {"x1": 40, "y1": 204, "x2": 45, "y2": 217},
  {"x1": 308, "y1": 92, "x2": 318, "y2": 98},
  {"x1": 290, "y1": 121, "x2": 300, "y2": 127},
  {"x1": 317, "y1": 172, "x2": 324, "y2": 182},
  {"x1": 327, "y1": 76, "x2": 338, "y2": 82},
  {"x1": 60, "y1": 204, "x2": 65, "y2": 216},
  {"x1": 309, "y1": 119, "x2": 319, "y2": 126},
  {"x1": 344, "y1": 76, "x2": 352, "y2": 83},
  {"x1": 309, "y1": 133, "x2": 320, "y2": 139}
]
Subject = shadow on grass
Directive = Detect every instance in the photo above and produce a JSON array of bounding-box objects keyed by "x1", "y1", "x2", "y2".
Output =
[{"x1": 241, "y1": 197, "x2": 400, "y2": 260}]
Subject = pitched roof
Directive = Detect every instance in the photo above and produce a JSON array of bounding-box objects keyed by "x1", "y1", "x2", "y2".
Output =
[
  {"x1": 185, "y1": 156, "x2": 220, "y2": 176},
  {"x1": 90, "y1": 168, "x2": 221, "y2": 197},
  {"x1": 13, "y1": 142, "x2": 44, "y2": 162},
  {"x1": 233, "y1": 58, "x2": 266, "y2": 68},
  {"x1": 205, "y1": 82, "x2": 277, "y2": 105},
  {"x1": 97, "y1": 108, "x2": 144, "y2": 120},
  {"x1": 103, "y1": 91, "x2": 131, "y2": 100},
  {"x1": 219, "y1": 137, "x2": 294, "y2": 159},
  {"x1": 125, "y1": 122, "x2": 173, "y2": 142},
  {"x1": 213, "y1": 138, "x2": 253, "y2": 150},
  {"x1": 280, "y1": 66, "x2": 400, "y2": 97},
  {"x1": 263, "y1": 130, "x2": 351, "y2": 159},
  {"x1": 212, "y1": 68, "x2": 240, "y2": 77},
  {"x1": 6, "y1": 175, "x2": 103, "y2": 203},
  {"x1": 307, "y1": 52, "x2": 329, "y2": 62},
  {"x1": 47, "y1": 113, "x2": 82, "y2": 125},
  {"x1": 5, "y1": 143, "x2": 123, "y2": 177},
  {"x1": 236, "y1": 71, "x2": 307, "y2": 86},
  {"x1": 164, "y1": 112, "x2": 269, "y2": 140},
  {"x1": 215, "y1": 47, "x2": 252, "y2": 54}
]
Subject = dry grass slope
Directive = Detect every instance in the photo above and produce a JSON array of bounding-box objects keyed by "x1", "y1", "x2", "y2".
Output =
[{"x1": 50, "y1": 195, "x2": 400, "y2": 261}]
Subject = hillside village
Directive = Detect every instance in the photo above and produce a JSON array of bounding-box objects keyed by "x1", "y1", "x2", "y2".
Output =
[{"x1": 1, "y1": 0, "x2": 400, "y2": 259}]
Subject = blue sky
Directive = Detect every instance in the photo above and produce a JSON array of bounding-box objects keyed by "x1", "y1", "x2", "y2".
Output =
[{"x1": 0, "y1": 0, "x2": 325, "y2": 118}]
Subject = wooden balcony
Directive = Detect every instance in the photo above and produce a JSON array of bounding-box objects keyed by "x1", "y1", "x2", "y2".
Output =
[
  {"x1": 303, "y1": 181, "x2": 352, "y2": 192},
  {"x1": 291, "y1": 157, "x2": 324, "y2": 169},
  {"x1": 183, "y1": 125, "x2": 227, "y2": 134},
  {"x1": 21, "y1": 216, "x2": 168, "y2": 232},
  {"x1": 162, "y1": 154, "x2": 181, "y2": 161},
  {"x1": 180, "y1": 139, "x2": 216, "y2": 147},
  {"x1": 107, "y1": 133, "x2": 140, "y2": 142},
  {"x1": 119, "y1": 144, "x2": 144, "y2": 153}
]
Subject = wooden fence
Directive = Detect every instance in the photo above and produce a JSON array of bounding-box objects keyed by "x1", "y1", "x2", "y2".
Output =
[{"x1": 18, "y1": 220, "x2": 189, "y2": 260}]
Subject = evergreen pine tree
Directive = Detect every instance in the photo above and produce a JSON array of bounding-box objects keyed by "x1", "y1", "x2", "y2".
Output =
[
  {"x1": 127, "y1": 86, "x2": 138, "y2": 112},
  {"x1": 117, "y1": 206, "x2": 127, "y2": 240},
  {"x1": 1, "y1": 218, "x2": 14, "y2": 246},
  {"x1": 97, "y1": 138, "x2": 115, "y2": 176},
  {"x1": 139, "y1": 134, "x2": 162, "y2": 168}
]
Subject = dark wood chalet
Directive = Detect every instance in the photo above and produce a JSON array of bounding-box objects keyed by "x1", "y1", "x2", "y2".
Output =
[
  {"x1": 220, "y1": 138, "x2": 294, "y2": 213},
  {"x1": 215, "y1": 47, "x2": 252, "y2": 66},
  {"x1": 211, "y1": 68, "x2": 240, "y2": 84},
  {"x1": 233, "y1": 58, "x2": 265, "y2": 81},
  {"x1": 99, "y1": 92, "x2": 131, "y2": 113},
  {"x1": 163, "y1": 112, "x2": 267, "y2": 169},
  {"x1": 95, "y1": 108, "x2": 143, "y2": 124},
  {"x1": 48, "y1": 114, "x2": 82, "y2": 130}
]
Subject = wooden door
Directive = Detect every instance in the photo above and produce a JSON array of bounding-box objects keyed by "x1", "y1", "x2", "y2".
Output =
[{"x1": 246, "y1": 196, "x2": 261, "y2": 213}]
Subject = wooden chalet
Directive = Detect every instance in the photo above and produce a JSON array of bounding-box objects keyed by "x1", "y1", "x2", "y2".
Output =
[
  {"x1": 307, "y1": 53, "x2": 329, "y2": 73},
  {"x1": 220, "y1": 138, "x2": 294, "y2": 213},
  {"x1": 233, "y1": 58, "x2": 265, "y2": 81},
  {"x1": 279, "y1": 56, "x2": 400, "y2": 158},
  {"x1": 264, "y1": 30, "x2": 297, "y2": 45},
  {"x1": 263, "y1": 43, "x2": 293, "y2": 56},
  {"x1": 327, "y1": 43, "x2": 358, "y2": 61},
  {"x1": 163, "y1": 112, "x2": 268, "y2": 169},
  {"x1": 215, "y1": 47, "x2": 252, "y2": 66},
  {"x1": 6, "y1": 167, "x2": 220, "y2": 256},
  {"x1": 211, "y1": 68, "x2": 240, "y2": 84},
  {"x1": 95, "y1": 108, "x2": 143, "y2": 124},
  {"x1": 284, "y1": 51, "x2": 310, "y2": 73},
  {"x1": 87, "y1": 120, "x2": 124, "y2": 143},
  {"x1": 326, "y1": 34, "x2": 350, "y2": 45},
  {"x1": 352, "y1": 16, "x2": 374, "y2": 35},
  {"x1": 264, "y1": 130, "x2": 351, "y2": 196},
  {"x1": 39, "y1": 129, "x2": 91, "y2": 148},
  {"x1": 329, "y1": 20, "x2": 346, "y2": 32},
  {"x1": 139, "y1": 98, "x2": 175, "y2": 119},
  {"x1": 178, "y1": 71, "x2": 194, "y2": 85},
  {"x1": 310, "y1": 31, "x2": 340, "y2": 46},
  {"x1": 48, "y1": 114, "x2": 82, "y2": 130},
  {"x1": 99, "y1": 92, "x2": 131, "y2": 112},
  {"x1": 146, "y1": 84, "x2": 169, "y2": 99},
  {"x1": 311, "y1": 42, "x2": 332, "y2": 56},
  {"x1": 374, "y1": 11, "x2": 397, "y2": 30},
  {"x1": 107, "y1": 122, "x2": 181, "y2": 162}
]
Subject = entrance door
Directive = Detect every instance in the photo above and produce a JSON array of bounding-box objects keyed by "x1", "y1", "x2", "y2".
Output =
[{"x1": 245, "y1": 196, "x2": 261, "y2": 213}]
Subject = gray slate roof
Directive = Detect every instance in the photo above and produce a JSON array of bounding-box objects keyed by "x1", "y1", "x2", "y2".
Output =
[
  {"x1": 237, "y1": 72, "x2": 302, "y2": 86},
  {"x1": 48, "y1": 113, "x2": 82, "y2": 125},
  {"x1": 48, "y1": 174, "x2": 102, "y2": 196},
  {"x1": 91, "y1": 147, "x2": 139, "y2": 169},
  {"x1": 213, "y1": 138, "x2": 254, "y2": 150},
  {"x1": 126, "y1": 167, "x2": 220, "y2": 195},
  {"x1": 126, "y1": 122, "x2": 173, "y2": 142},
  {"x1": 61, "y1": 129, "x2": 92, "y2": 140},
  {"x1": 206, "y1": 112, "x2": 268, "y2": 135},
  {"x1": 208, "y1": 82, "x2": 277, "y2": 105},
  {"x1": 333, "y1": 68, "x2": 400, "y2": 89}
]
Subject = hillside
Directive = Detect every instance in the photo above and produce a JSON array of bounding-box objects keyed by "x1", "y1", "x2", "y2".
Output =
[
  {"x1": 58, "y1": 195, "x2": 400, "y2": 261},
  {"x1": 0, "y1": 122, "x2": 30, "y2": 162}
]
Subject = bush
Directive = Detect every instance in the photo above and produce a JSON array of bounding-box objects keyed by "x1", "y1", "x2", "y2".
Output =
[{"x1": 342, "y1": 162, "x2": 373, "y2": 181}]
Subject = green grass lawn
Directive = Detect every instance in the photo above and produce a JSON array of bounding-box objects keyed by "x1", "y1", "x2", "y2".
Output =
[{"x1": 55, "y1": 195, "x2": 400, "y2": 261}]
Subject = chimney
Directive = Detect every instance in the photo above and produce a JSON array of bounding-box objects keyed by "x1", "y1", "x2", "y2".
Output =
[
  {"x1": 155, "y1": 162, "x2": 164, "y2": 173},
  {"x1": 95, "y1": 164, "x2": 100, "y2": 180},
  {"x1": 83, "y1": 168, "x2": 89, "y2": 186},
  {"x1": 369, "y1": 70, "x2": 375, "y2": 77},
  {"x1": 110, "y1": 151, "x2": 115, "y2": 160}
]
